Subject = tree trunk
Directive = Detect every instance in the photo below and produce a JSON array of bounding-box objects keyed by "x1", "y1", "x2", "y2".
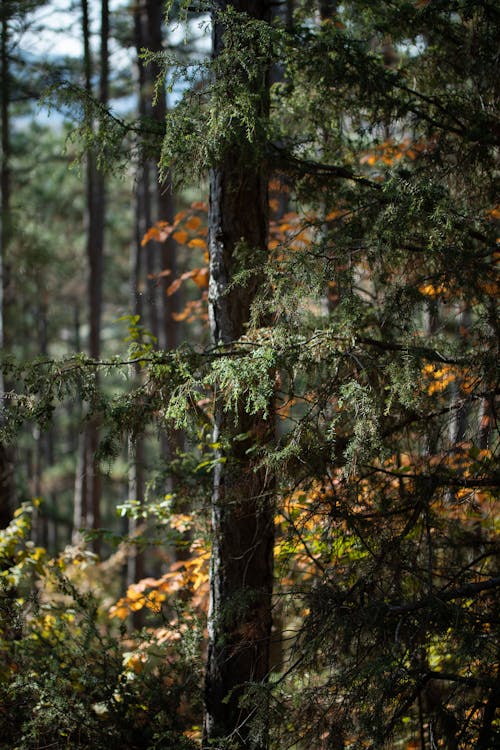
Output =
[
  {"x1": 74, "y1": 0, "x2": 108, "y2": 553},
  {"x1": 127, "y1": 113, "x2": 146, "y2": 623},
  {"x1": 204, "y1": 3, "x2": 274, "y2": 748},
  {"x1": 0, "y1": 6, "x2": 15, "y2": 528},
  {"x1": 144, "y1": 0, "x2": 184, "y2": 490},
  {"x1": 145, "y1": 0, "x2": 178, "y2": 354},
  {"x1": 134, "y1": 0, "x2": 158, "y2": 343}
]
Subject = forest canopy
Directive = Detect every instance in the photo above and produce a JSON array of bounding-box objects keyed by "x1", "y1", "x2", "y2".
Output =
[{"x1": 0, "y1": 1, "x2": 499, "y2": 749}]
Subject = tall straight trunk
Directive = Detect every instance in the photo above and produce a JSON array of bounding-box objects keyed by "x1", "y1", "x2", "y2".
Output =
[
  {"x1": 0, "y1": 7, "x2": 14, "y2": 528},
  {"x1": 145, "y1": 0, "x2": 178, "y2": 353},
  {"x1": 140, "y1": 0, "x2": 183, "y2": 506},
  {"x1": 74, "y1": 0, "x2": 108, "y2": 553},
  {"x1": 126, "y1": 103, "x2": 147, "y2": 619},
  {"x1": 134, "y1": 0, "x2": 158, "y2": 342},
  {"x1": 134, "y1": 0, "x2": 178, "y2": 348},
  {"x1": 204, "y1": 3, "x2": 274, "y2": 748}
]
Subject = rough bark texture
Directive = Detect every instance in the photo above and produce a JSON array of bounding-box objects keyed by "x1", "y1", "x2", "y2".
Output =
[{"x1": 204, "y1": 2, "x2": 274, "y2": 748}]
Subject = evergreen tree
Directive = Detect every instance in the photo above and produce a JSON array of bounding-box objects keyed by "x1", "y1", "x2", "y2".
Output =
[
  {"x1": 0, "y1": 1, "x2": 498, "y2": 748},
  {"x1": 160, "y1": 0, "x2": 499, "y2": 746},
  {"x1": 203, "y1": 2, "x2": 275, "y2": 748}
]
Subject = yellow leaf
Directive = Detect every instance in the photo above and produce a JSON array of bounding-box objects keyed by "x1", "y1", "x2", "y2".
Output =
[
  {"x1": 109, "y1": 600, "x2": 129, "y2": 620},
  {"x1": 419, "y1": 283, "x2": 446, "y2": 298}
]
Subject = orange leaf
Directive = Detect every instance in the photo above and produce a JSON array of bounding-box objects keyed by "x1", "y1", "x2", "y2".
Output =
[
  {"x1": 172, "y1": 308, "x2": 190, "y2": 322},
  {"x1": 173, "y1": 230, "x2": 189, "y2": 244},
  {"x1": 188, "y1": 237, "x2": 207, "y2": 250},
  {"x1": 192, "y1": 267, "x2": 209, "y2": 289},
  {"x1": 191, "y1": 201, "x2": 207, "y2": 211},
  {"x1": 166, "y1": 269, "x2": 197, "y2": 296},
  {"x1": 166, "y1": 278, "x2": 183, "y2": 296},
  {"x1": 147, "y1": 268, "x2": 172, "y2": 279},
  {"x1": 141, "y1": 226, "x2": 161, "y2": 246},
  {"x1": 186, "y1": 216, "x2": 202, "y2": 230}
]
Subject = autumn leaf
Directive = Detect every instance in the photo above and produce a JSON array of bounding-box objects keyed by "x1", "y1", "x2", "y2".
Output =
[
  {"x1": 192, "y1": 267, "x2": 209, "y2": 289},
  {"x1": 188, "y1": 237, "x2": 207, "y2": 250},
  {"x1": 172, "y1": 307, "x2": 191, "y2": 322},
  {"x1": 141, "y1": 221, "x2": 175, "y2": 246},
  {"x1": 147, "y1": 268, "x2": 172, "y2": 280},
  {"x1": 166, "y1": 269, "x2": 201, "y2": 296},
  {"x1": 166, "y1": 278, "x2": 183, "y2": 296},
  {"x1": 186, "y1": 216, "x2": 202, "y2": 230},
  {"x1": 173, "y1": 230, "x2": 189, "y2": 244},
  {"x1": 419, "y1": 282, "x2": 447, "y2": 298}
]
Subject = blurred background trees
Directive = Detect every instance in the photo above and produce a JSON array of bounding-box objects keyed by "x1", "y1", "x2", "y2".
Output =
[{"x1": 0, "y1": 1, "x2": 498, "y2": 749}]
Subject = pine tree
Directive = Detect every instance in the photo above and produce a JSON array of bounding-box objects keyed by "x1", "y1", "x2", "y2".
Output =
[
  {"x1": 160, "y1": 1, "x2": 499, "y2": 746},
  {"x1": 0, "y1": 1, "x2": 498, "y2": 748},
  {"x1": 203, "y1": 3, "x2": 275, "y2": 748}
]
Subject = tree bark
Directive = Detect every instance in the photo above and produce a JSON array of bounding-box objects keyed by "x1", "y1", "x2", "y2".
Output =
[
  {"x1": 0, "y1": 5, "x2": 15, "y2": 528},
  {"x1": 145, "y1": 0, "x2": 178, "y2": 354},
  {"x1": 204, "y1": 3, "x2": 274, "y2": 748},
  {"x1": 144, "y1": 0, "x2": 183, "y2": 489},
  {"x1": 127, "y1": 75, "x2": 147, "y2": 620},
  {"x1": 73, "y1": 0, "x2": 108, "y2": 553}
]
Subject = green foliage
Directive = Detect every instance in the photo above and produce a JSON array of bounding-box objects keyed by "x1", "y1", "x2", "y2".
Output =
[
  {"x1": 159, "y1": 8, "x2": 279, "y2": 183},
  {"x1": 2, "y1": 1, "x2": 500, "y2": 749},
  {"x1": 0, "y1": 505, "x2": 202, "y2": 750},
  {"x1": 209, "y1": 343, "x2": 276, "y2": 419}
]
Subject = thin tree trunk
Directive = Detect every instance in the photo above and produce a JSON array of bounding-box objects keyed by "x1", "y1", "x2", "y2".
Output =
[
  {"x1": 144, "y1": 0, "x2": 183, "y2": 494},
  {"x1": 0, "y1": 6, "x2": 14, "y2": 528},
  {"x1": 145, "y1": 0, "x2": 178, "y2": 353},
  {"x1": 127, "y1": 434, "x2": 145, "y2": 629},
  {"x1": 126, "y1": 132, "x2": 146, "y2": 624},
  {"x1": 204, "y1": 3, "x2": 274, "y2": 748},
  {"x1": 74, "y1": 0, "x2": 108, "y2": 553},
  {"x1": 134, "y1": 0, "x2": 159, "y2": 343}
]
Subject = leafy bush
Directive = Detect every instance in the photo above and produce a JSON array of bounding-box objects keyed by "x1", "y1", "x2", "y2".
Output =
[{"x1": 0, "y1": 504, "x2": 202, "y2": 750}]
